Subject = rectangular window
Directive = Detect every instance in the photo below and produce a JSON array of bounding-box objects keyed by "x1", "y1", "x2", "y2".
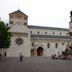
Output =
[
  {"x1": 45, "y1": 32, "x2": 47, "y2": 34},
  {"x1": 32, "y1": 43, "x2": 34, "y2": 47},
  {"x1": 47, "y1": 43, "x2": 50, "y2": 48},
  {"x1": 37, "y1": 31, "x2": 39, "y2": 34},
  {"x1": 62, "y1": 43, "x2": 64, "y2": 45},
  {"x1": 60, "y1": 33, "x2": 62, "y2": 35},
  {"x1": 55, "y1": 43, "x2": 58, "y2": 48},
  {"x1": 53, "y1": 32, "x2": 55, "y2": 35}
]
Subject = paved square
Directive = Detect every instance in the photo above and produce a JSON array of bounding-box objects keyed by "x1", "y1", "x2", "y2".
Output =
[{"x1": 0, "y1": 57, "x2": 72, "y2": 72}]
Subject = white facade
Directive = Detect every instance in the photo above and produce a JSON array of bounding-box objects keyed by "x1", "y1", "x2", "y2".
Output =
[{"x1": 4, "y1": 10, "x2": 72, "y2": 57}]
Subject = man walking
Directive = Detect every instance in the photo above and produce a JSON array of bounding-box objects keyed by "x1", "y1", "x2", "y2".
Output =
[{"x1": 19, "y1": 52, "x2": 23, "y2": 62}]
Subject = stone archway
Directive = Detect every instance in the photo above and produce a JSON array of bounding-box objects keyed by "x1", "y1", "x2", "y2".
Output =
[{"x1": 37, "y1": 47, "x2": 43, "y2": 56}]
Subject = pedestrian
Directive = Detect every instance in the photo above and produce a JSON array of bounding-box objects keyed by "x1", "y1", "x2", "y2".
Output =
[
  {"x1": 0, "y1": 54, "x2": 2, "y2": 61},
  {"x1": 4, "y1": 52, "x2": 6, "y2": 57},
  {"x1": 19, "y1": 52, "x2": 23, "y2": 62}
]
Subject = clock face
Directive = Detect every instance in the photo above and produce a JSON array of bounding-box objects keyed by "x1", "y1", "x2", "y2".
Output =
[{"x1": 15, "y1": 38, "x2": 23, "y2": 45}]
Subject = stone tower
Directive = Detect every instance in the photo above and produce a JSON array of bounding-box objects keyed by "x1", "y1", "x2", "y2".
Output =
[
  {"x1": 9, "y1": 10, "x2": 28, "y2": 25},
  {"x1": 7, "y1": 10, "x2": 31, "y2": 57}
]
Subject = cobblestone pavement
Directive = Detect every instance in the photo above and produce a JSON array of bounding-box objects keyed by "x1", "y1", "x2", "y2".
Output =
[{"x1": 0, "y1": 57, "x2": 72, "y2": 72}]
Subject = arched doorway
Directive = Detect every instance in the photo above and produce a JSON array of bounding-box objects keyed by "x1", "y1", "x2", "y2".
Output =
[{"x1": 37, "y1": 47, "x2": 43, "y2": 56}]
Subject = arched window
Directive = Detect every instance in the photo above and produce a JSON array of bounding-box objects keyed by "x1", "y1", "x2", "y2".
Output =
[
  {"x1": 45, "y1": 32, "x2": 47, "y2": 34},
  {"x1": 37, "y1": 31, "x2": 39, "y2": 34},
  {"x1": 55, "y1": 43, "x2": 58, "y2": 48},
  {"x1": 53, "y1": 32, "x2": 55, "y2": 35},
  {"x1": 47, "y1": 43, "x2": 50, "y2": 48},
  {"x1": 10, "y1": 15, "x2": 14, "y2": 19},
  {"x1": 60, "y1": 33, "x2": 62, "y2": 35}
]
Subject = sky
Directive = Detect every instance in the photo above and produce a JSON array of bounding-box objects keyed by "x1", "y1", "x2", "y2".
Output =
[{"x1": 0, "y1": 0, "x2": 72, "y2": 28}]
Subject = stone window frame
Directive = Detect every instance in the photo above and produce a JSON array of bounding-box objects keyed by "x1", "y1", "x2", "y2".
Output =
[
  {"x1": 32, "y1": 43, "x2": 34, "y2": 47},
  {"x1": 15, "y1": 14, "x2": 22, "y2": 19},
  {"x1": 45, "y1": 32, "x2": 47, "y2": 34},
  {"x1": 60, "y1": 32, "x2": 62, "y2": 35},
  {"x1": 37, "y1": 31, "x2": 39, "y2": 34},
  {"x1": 53, "y1": 32, "x2": 55, "y2": 35},
  {"x1": 10, "y1": 15, "x2": 14, "y2": 19},
  {"x1": 47, "y1": 43, "x2": 50, "y2": 48},
  {"x1": 55, "y1": 43, "x2": 58, "y2": 48},
  {"x1": 62, "y1": 43, "x2": 64, "y2": 45}
]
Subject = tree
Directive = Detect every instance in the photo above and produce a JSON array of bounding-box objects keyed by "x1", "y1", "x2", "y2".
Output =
[{"x1": 0, "y1": 21, "x2": 11, "y2": 49}]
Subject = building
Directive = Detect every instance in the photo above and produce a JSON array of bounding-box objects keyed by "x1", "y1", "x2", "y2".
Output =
[{"x1": 5, "y1": 10, "x2": 72, "y2": 57}]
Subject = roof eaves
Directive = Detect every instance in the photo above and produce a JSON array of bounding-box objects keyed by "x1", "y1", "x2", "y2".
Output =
[{"x1": 28, "y1": 25, "x2": 69, "y2": 31}]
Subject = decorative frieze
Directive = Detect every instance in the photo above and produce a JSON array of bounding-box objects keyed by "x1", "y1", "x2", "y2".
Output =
[
  {"x1": 31, "y1": 37, "x2": 71, "y2": 43},
  {"x1": 11, "y1": 32, "x2": 28, "y2": 37}
]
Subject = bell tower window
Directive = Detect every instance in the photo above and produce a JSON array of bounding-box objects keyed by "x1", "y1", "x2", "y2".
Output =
[{"x1": 10, "y1": 15, "x2": 13, "y2": 19}]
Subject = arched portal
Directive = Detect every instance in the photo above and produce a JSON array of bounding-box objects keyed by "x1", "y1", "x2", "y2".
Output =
[{"x1": 37, "y1": 47, "x2": 43, "y2": 56}]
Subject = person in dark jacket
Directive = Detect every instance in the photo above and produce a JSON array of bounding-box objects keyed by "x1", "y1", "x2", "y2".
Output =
[{"x1": 19, "y1": 52, "x2": 23, "y2": 62}]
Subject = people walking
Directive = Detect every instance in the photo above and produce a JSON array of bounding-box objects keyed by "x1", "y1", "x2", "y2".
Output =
[{"x1": 19, "y1": 52, "x2": 23, "y2": 62}]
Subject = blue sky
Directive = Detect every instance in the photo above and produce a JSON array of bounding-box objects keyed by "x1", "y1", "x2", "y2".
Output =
[{"x1": 0, "y1": 0, "x2": 72, "y2": 28}]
